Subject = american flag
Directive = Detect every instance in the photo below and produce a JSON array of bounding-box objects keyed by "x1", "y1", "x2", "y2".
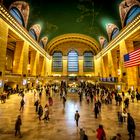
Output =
[{"x1": 124, "y1": 48, "x2": 140, "y2": 67}]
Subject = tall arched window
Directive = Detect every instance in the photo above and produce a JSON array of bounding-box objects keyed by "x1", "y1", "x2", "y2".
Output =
[
  {"x1": 39, "y1": 41, "x2": 44, "y2": 48},
  {"x1": 83, "y1": 51, "x2": 94, "y2": 72},
  {"x1": 29, "y1": 29, "x2": 37, "y2": 40},
  {"x1": 103, "y1": 40, "x2": 108, "y2": 48},
  {"x1": 52, "y1": 52, "x2": 63, "y2": 72},
  {"x1": 111, "y1": 28, "x2": 119, "y2": 40},
  {"x1": 125, "y1": 6, "x2": 140, "y2": 26},
  {"x1": 9, "y1": 7, "x2": 25, "y2": 27},
  {"x1": 68, "y1": 50, "x2": 78, "y2": 72}
]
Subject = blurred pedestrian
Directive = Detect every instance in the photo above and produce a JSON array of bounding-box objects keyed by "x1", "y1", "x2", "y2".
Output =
[
  {"x1": 62, "y1": 96, "x2": 66, "y2": 108},
  {"x1": 38, "y1": 104, "x2": 43, "y2": 121},
  {"x1": 96, "y1": 124, "x2": 106, "y2": 140},
  {"x1": 15, "y1": 115, "x2": 22, "y2": 137},
  {"x1": 127, "y1": 113, "x2": 135, "y2": 140},
  {"x1": 74, "y1": 110, "x2": 80, "y2": 127},
  {"x1": 19, "y1": 98, "x2": 25, "y2": 111}
]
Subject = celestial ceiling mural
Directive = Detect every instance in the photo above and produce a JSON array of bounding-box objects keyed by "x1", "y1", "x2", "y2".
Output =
[{"x1": 3, "y1": 0, "x2": 122, "y2": 43}]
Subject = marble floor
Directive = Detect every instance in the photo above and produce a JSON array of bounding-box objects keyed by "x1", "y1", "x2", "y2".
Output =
[{"x1": 0, "y1": 91, "x2": 140, "y2": 140}]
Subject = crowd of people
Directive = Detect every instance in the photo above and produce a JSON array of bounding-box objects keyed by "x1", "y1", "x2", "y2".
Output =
[{"x1": 1, "y1": 81, "x2": 139, "y2": 140}]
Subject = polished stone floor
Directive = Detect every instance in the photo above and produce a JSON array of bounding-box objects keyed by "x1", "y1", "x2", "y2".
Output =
[{"x1": 0, "y1": 90, "x2": 140, "y2": 140}]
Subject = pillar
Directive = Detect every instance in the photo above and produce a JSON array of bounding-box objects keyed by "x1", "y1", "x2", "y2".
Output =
[
  {"x1": 94, "y1": 57, "x2": 102, "y2": 77},
  {"x1": 30, "y1": 50, "x2": 39, "y2": 76},
  {"x1": 22, "y1": 42, "x2": 29, "y2": 76},
  {"x1": 102, "y1": 55, "x2": 108, "y2": 77},
  {"x1": 45, "y1": 57, "x2": 49, "y2": 76},
  {"x1": 40, "y1": 57, "x2": 45, "y2": 76},
  {"x1": 79, "y1": 56, "x2": 83, "y2": 76},
  {"x1": 63, "y1": 56, "x2": 67, "y2": 76},
  {"x1": 0, "y1": 18, "x2": 8, "y2": 92},
  {"x1": 108, "y1": 50, "x2": 117, "y2": 77},
  {"x1": 119, "y1": 40, "x2": 137, "y2": 89},
  {"x1": 48, "y1": 57, "x2": 52, "y2": 76},
  {"x1": 13, "y1": 41, "x2": 29, "y2": 75}
]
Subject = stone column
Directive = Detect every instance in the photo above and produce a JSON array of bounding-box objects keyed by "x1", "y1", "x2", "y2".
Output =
[
  {"x1": 119, "y1": 40, "x2": 137, "y2": 89},
  {"x1": 63, "y1": 56, "x2": 67, "y2": 76},
  {"x1": 111, "y1": 49, "x2": 119, "y2": 77},
  {"x1": 13, "y1": 41, "x2": 23, "y2": 74},
  {"x1": 94, "y1": 57, "x2": 102, "y2": 77},
  {"x1": 13, "y1": 41, "x2": 29, "y2": 75},
  {"x1": 0, "y1": 18, "x2": 8, "y2": 92},
  {"x1": 44, "y1": 58, "x2": 49, "y2": 76},
  {"x1": 102, "y1": 55, "x2": 108, "y2": 77},
  {"x1": 101, "y1": 57, "x2": 105, "y2": 77},
  {"x1": 108, "y1": 50, "x2": 117, "y2": 77},
  {"x1": 40, "y1": 57, "x2": 44, "y2": 76},
  {"x1": 22, "y1": 42, "x2": 29, "y2": 76},
  {"x1": 125, "y1": 40, "x2": 137, "y2": 89},
  {"x1": 48, "y1": 57, "x2": 52, "y2": 76},
  {"x1": 30, "y1": 50, "x2": 39, "y2": 76},
  {"x1": 36, "y1": 53, "x2": 40, "y2": 77},
  {"x1": 79, "y1": 56, "x2": 83, "y2": 76}
]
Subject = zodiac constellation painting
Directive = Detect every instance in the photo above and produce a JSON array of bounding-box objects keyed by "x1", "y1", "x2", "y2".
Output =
[{"x1": 76, "y1": 0, "x2": 99, "y2": 35}]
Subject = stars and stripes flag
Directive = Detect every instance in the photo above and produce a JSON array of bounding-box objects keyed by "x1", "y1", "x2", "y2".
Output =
[{"x1": 124, "y1": 48, "x2": 140, "y2": 68}]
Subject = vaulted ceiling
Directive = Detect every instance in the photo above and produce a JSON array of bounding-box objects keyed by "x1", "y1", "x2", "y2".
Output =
[{"x1": 3, "y1": 0, "x2": 122, "y2": 44}]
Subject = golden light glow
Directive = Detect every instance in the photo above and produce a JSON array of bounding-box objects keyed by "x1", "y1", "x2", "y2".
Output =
[
  {"x1": 13, "y1": 60, "x2": 15, "y2": 66},
  {"x1": 117, "y1": 69, "x2": 121, "y2": 76},
  {"x1": 27, "y1": 64, "x2": 30, "y2": 70},
  {"x1": 53, "y1": 74, "x2": 61, "y2": 77},
  {"x1": 85, "y1": 74, "x2": 92, "y2": 77},
  {"x1": 69, "y1": 74, "x2": 77, "y2": 76}
]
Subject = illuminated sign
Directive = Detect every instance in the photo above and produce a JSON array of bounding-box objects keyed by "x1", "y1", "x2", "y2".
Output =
[
  {"x1": 23, "y1": 79, "x2": 27, "y2": 85},
  {"x1": 0, "y1": 80, "x2": 3, "y2": 87}
]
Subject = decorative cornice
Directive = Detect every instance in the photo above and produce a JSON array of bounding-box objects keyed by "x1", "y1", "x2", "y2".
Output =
[
  {"x1": 46, "y1": 33, "x2": 100, "y2": 54},
  {"x1": 0, "y1": 4, "x2": 51, "y2": 59},
  {"x1": 95, "y1": 15, "x2": 140, "y2": 59}
]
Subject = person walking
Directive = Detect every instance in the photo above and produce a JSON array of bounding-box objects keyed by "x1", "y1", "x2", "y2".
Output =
[
  {"x1": 34, "y1": 99, "x2": 39, "y2": 112},
  {"x1": 79, "y1": 92, "x2": 82, "y2": 103},
  {"x1": 39, "y1": 91, "x2": 42, "y2": 99},
  {"x1": 83, "y1": 132, "x2": 88, "y2": 140},
  {"x1": 38, "y1": 104, "x2": 43, "y2": 121},
  {"x1": 96, "y1": 124, "x2": 106, "y2": 140},
  {"x1": 94, "y1": 103, "x2": 99, "y2": 118},
  {"x1": 79, "y1": 128, "x2": 85, "y2": 140},
  {"x1": 15, "y1": 115, "x2": 22, "y2": 137},
  {"x1": 127, "y1": 113, "x2": 136, "y2": 140},
  {"x1": 42, "y1": 106, "x2": 49, "y2": 122},
  {"x1": 48, "y1": 96, "x2": 53, "y2": 106},
  {"x1": 62, "y1": 96, "x2": 66, "y2": 108},
  {"x1": 74, "y1": 110, "x2": 80, "y2": 127},
  {"x1": 19, "y1": 98, "x2": 25, "y2": 111}
]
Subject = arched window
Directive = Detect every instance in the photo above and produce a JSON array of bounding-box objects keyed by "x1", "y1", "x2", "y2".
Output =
[
  {"x1": 52, "y1": 52, "x2": 63, "y2": 72},
  {"x1": 9, "y1": 7, "x2": 25, "y2": 27},
  {"x1": 103, "y1": 40, "x2": 108, "y2": 48},
  {"x1": 125, "y1": 6, "x2": 140, "y2": 26},
  {"x1": 39, "y1": 41, "x2": 44, "y2": 48},
  {"x1": 83, "y1": 52, "x2": 94, "y2": 72},
  {"x1": 29, "y1": 29, "x2": 37, "y2": 40},
  {"x1": 68, "y1": 50, "x2": 78, "y2": 72},
  {"x1": 111, "y1": 28, "x2": 119, "y2": 40}
]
